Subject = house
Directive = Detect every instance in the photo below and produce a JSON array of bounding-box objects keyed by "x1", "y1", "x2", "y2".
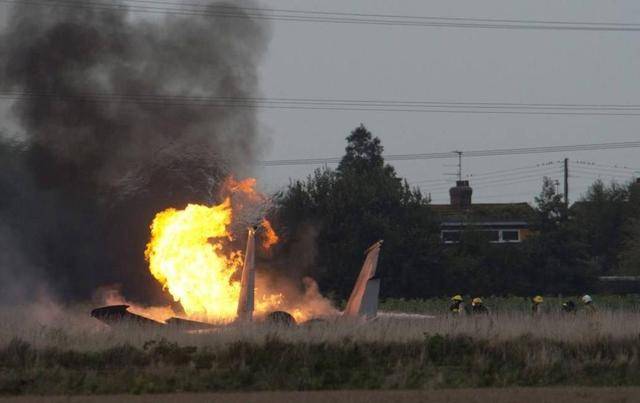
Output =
[{"x1": 431, "y1": 180, "x2": 535, "y2": 244}]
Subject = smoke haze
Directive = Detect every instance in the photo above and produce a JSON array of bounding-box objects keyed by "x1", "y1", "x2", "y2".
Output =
[{"x1": 0, "y1": 1, "x2": 271, "y2": 303}]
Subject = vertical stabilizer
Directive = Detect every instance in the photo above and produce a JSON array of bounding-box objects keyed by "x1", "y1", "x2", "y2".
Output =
[
  {"x1": 236, "y1": 227, "x2": 256, "y2": 322},
  {"x1": 343, "y1": 240, "x2": 383, "y2": 319}
]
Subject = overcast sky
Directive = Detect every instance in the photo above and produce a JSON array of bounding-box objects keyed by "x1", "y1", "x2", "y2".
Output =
[
  {"x1": 1, "y1": 1, "x2": 638, "y2": 204},
  {"x1": 252, "y1": 0, "x2": 640, "y2": 204}
]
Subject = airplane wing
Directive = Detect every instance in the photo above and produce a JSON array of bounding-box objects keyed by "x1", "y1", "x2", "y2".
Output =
[
  {"x1": 91, "y1": 305, "x2": 219, "y2": 330},
  {"x1": 236, "y1": 227, "x2": 256, "y2": 322},
  {"x1": 91, "y1": 305, "x2": 165, "y2": 328},
  {"x1": 343, "y1": 240, "x2": 383, "y2": 319}
]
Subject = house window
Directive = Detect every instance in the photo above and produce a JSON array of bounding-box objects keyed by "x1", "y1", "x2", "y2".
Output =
[
  {"x1": 441, "y1": 229, "x2": 523, "y2": 244},
  {"x1": 442, "y1": 230, "x2": 461, "y2": 244},
  {"x1": 501, "y1": 230, "x2": 520, "y2": 242},
  {"x1": 485, "y1": 230, "x2": 500, "y2": 242}
]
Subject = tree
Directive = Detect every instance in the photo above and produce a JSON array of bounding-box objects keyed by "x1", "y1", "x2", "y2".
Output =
[
  {"x1": 619, "y1": 219, "x2": 640, "y2": 275},
  {"x1": 534, "y1": 176, "x2": 566, "y2": 231},
  {"x1": 515, "y1": 176, "x2": 595, "y2": 294},
  {"x1": 274, "y1": 125, "x2": 441, "y2": 300},
  {"x1": 618, "y1": 180, "x2": 640, "y2": 274},
  {"x1": 338, "y1": 124, "x2": 388, "y2": 175},
  {"x1": 572, "y1": 180, "x2": 629, "y2": 274}
]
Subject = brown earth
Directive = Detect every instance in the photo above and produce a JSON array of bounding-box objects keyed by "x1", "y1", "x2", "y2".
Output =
[{"x1": 2, "y1": 388, "x2": 639, "y2": 403}]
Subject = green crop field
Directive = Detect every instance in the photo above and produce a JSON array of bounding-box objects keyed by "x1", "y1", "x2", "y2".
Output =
[{"x1": 2, "y1": 298, "x2": 640, "y2": 396}]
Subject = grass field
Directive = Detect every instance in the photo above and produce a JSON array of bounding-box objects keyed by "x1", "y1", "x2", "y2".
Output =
[
  {"x1": 379, "y1": 295, "x2": 640, "y2": 314},
  {"x1": 2, "y1": 388, "x2": 640, "y2": 403},
  {"x1": 1, "y1": 298, "x2": 640, "y2": 395}
]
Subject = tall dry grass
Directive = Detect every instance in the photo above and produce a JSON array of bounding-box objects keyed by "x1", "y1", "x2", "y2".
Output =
[
  {"x1": 3, "y1": 303, "x2": 640, "y2": 394},
  {"x1": 3, "y1": 388, "x2": 640, "y2": 403},
  {"x1": 0, "y1": 303, "x2": 639, "y2": 350}
]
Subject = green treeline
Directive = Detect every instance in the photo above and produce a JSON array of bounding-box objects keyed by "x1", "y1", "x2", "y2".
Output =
[
  {"x1": 271, "y1": 125, "x2": 640, "y2": 299},
  {"x1": 3, "y1": 335, "x2": 640, "y2": 394}
]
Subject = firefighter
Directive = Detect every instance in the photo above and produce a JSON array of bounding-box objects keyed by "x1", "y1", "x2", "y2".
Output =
[
  {"x1": 581, "y1": 294, "x2": 596, "y2": 314},
  {"x1": 471, "y1": 297, "x2": 489, "y2": 315},
  {"x1": 561, "y1": 300, "x2": 577, "y2": 314},
  {"x1": 531, "y1": 295, "x2": 544, "y2": 315},
  {"x1": 449, "y1": 295, "x2": 465, "y2": 315}
]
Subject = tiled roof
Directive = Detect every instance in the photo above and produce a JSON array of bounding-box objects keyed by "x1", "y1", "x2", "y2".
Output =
[{"x1": 430, "y1": 202, "x2": 535, "y2": 222}]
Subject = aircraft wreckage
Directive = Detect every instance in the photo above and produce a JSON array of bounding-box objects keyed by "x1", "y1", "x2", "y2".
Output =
[{"x1": 91, "y1": 228, "x2": 384, "y2": 329}]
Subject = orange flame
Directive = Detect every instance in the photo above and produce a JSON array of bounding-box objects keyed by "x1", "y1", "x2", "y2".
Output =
[
  {"x1": 224, "y1": 176, "x2": 264, "y2": 203},
  {"x1": 261, "y1": 218, "x2": 279, "y2": 249},
  {"x1": 143, "y1": 176, "x2": 332, "y2": 323},
  {"x1": 145, "y1": 199, "x2": 243, "y2": 321}
]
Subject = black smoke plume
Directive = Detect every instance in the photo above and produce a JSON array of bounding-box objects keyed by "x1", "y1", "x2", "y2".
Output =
[{"x1": 0, "y1": 1, "x2": 270, "y2": 303}]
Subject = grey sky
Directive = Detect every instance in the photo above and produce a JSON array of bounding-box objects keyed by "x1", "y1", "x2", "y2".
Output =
[
  {"x1": 252, "y1": 0, "x2": 640, "y2": 204},
  {"x1": 1, "y1": 0, "x2": 638, "y2": 205}
]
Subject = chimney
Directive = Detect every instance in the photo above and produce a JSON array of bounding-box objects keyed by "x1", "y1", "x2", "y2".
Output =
[{"x1": 450, "y1": 180, "x2": 473, "y2": 209}]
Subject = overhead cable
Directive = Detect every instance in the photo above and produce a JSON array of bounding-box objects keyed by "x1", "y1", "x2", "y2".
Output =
[
  {"x1": 5, "y1": 91, "x2": 640, "y2": 117},
  {"x1": 410, "y1": 161, "x2": 557, "y2": 186},
  {"x1": 466, "y1": 162, "x2": 556, "y2": 179},
  {"x1": 259, "y1": 141, "x2": 640, "y2": 166},
  {"x1": 423, "y1": 167, "x2": 561, "y2": 190},
  {"x1": 571, "y1": 160, "x2": 640, "y2": 172},
  {"x1": 424, "y1": 171, "x2": 560, "y2": 192},
  {"x1": 4, "y1": 0, "x2": 640, "y2": 32}
]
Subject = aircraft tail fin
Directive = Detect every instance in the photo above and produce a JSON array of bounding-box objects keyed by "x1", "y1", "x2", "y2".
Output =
[
  {"x1": 236, "y1": 227, "x2": 256, "y2": 322},
  {"x1": 343, "y1": 240, "x2": 383, "y2": 319}
]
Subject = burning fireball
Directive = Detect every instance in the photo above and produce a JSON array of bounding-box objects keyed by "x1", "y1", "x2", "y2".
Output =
[{"x1": 144, "y1": 178, "x2": 283, "y2": 322}]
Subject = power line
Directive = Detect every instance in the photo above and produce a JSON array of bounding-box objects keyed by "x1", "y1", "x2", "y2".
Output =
[
  {"x1": 426, "y1": 171, "x2": 561, "y2": 193},
  {"x1": 1, "y1": 91, "x2": 637, "y2": 174},
  {"x1": 426, "y1": 166, "x2": 561, "y2": 190},
  {"x1": 426, "y1": 176, "x2": 551, "y2": 200},
  {"x1": 570, "y1": 166, "x2": 639, "y2": 177},
  {"x1": 116, "y1": 0, "x2": 640, "y2": 28},
  {"x1": 570, "y1": 168, "x2": 636, "y2": 178},
  {"x1": 410, "y1": 161, "x2": 557, "y2": 187},
  {"x1": 466, "y1": 162, "x2": 558, "y2": 180},
  {"x1": 10, "y1": 89, "x2": 640, "y2": 109},
  {"x1": 427, "y1": 175, "x2": 625, "y2": 201},
  {"x1": 569, "y1": 164, "x2": 638, "y2": 174},
  {"x1": 259, "y1": 141, "x2": 640, "y2": 166},
  {"x1": 3, "y1": 0, "x2": 640, "y2": 32},
  {"x1": 466, "y1": 162, "x2": 556, "y2": 179},
  {"x1": 410, "y1": 178, "x2": 450, "y2": 185},
  {"x1": 5, "y1": 92, "x2": 640, "y2": 116},
  {"x1": 471, "y1": 168, "x2": 561, "y2": 185},
  {"x1": 571, "y1": 160, "x2": 640, "y2": 172},
  {"x1": 417, "y1": 170, "x2": 562, "y2": 194},
  {"x1": 571, "y1": 174, "x2": 636, "y2": 182}
]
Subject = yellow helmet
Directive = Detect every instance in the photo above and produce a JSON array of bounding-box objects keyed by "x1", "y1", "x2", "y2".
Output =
[
  {"x1": 451, "y1": 295, "x2": 463, "y2": 302},
  {"x1": 472, "y1": 297, "x2": 482, "y2": 306},
  {"x1": 533, "y1": 295, "x2": 544, "y2": 304}
]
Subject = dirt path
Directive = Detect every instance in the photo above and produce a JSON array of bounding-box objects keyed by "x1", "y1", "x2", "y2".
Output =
[{"x1": 2, "y1": 388, "x2": 639, "y2": 403}]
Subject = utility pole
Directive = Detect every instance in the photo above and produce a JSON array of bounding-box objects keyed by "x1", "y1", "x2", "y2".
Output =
[{"x1": 564, "y1": 158, "x2": 569, "y2": 209}]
